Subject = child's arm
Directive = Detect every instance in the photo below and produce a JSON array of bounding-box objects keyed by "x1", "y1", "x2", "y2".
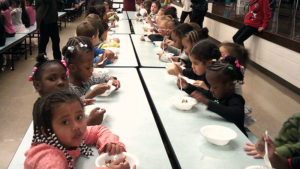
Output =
[
  {"x1": 260, "y1": 0, "x2": 271, "y2": 31},
  {"x1": 84, "y1": 83, "x2": 111, "y2": 99},
  {"x1": 84, "y1": 125, "x2": 126, "y2": 154}
]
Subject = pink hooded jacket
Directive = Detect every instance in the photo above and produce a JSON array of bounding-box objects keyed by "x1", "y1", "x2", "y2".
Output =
[{"x1": 24, "y1": 125, "x2": 126, "y2": 169}]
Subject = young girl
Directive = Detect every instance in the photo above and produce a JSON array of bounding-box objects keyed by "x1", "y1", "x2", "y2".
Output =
[
  {"x1": 219, "y1": 42, "x2": 249, "y2": 68},
  {"x1": 62, "y1": 36, "x2": 120, "y2": 99},
  {"x1": 10, "y1": 0, "x2": 28, "y2": 33},
  {"x1": 104, "y1": 0, "x2": 119, "y2": 22},
  {"x1": 29, "y1": 53, "x2": 105, "y2": 125},
  {"x1": 0, "y1": 0, "x2": 16, "y2": 37},
  {"x1": 24, "y1": 91, "x2": 131, "y2": 169},
  {"x1": 190, "y1": 60, "x2": 247, "y2": 136},
  {"x1": 145, "y1": 1, "x2": 161, "y2": 24},
  {"x1": 176, "y1": 39, "x2": 220, "y2": 97},
  {"x1": 25, "y1": 0, "x2": 35, "y2": 26},
  {"x1": 233, "y1": 0, "x2": 271, "y2": 46}
]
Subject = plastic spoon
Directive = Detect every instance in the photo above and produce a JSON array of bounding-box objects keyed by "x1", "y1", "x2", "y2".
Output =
[
  {"x1": 264, "y1": 130, "x2": 272, "y2": 169},
  {"x1": 97, "y1": 58, "x2": 108, "y2": 66}
]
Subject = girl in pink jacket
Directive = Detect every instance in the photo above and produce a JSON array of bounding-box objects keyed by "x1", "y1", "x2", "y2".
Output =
[{"x1": 24, "y1": 90, "x2": 131, "y2": 169}]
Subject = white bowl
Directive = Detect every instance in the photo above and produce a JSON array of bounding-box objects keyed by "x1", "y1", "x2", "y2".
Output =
[
  {"x1": 90, "y1": 83, "x2": 116, "y2": 97},
  {"x1": 93, "y1": 68, "x2": 109, "y2": 78},
  {"x1": 200, "y1": 125, "x2": 237, "y2": 146},
  {"x1": 95, "y1": 152, "x2": 137, "y2": 168},
  {"x1": 245, "y1": 165, "x2": 270, "y2": 169},
  {"x1": 172, "y1": 96, "x2": 197, "y2": 111},
  {"x1": 160, "y1": 52, "x2": 174, "y2": 62}
]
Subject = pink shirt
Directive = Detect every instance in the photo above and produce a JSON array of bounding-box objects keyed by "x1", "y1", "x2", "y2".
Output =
[
  {"x1": 25, "y1": 6, "x2": 36, "y2": 25},
  {"x1": 1, "y1": 9, "x2": 16, "y2": 34},
  {"x1": 24, "y1": 125, "x2": 126, "y2": 169}
]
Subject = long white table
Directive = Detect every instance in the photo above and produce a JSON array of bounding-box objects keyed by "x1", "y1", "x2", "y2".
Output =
[
  {"x1": 111, "y1": 20, "x2": 131, "y2": 34},
  {"x1": 140, "y1": 68, "x2": 265, "y2": 169},
  {"x1": 75, "y1": 68, "x2": 172, "y2": 169},
  {"x1": 8, "y1": 68, "x2": 172, "y2": 169},
  {"x1": 117, "y1": 11, "x2": 129, "y2": 20},
  {"x1": 127, "y1": 11, "x2": 137, "y2": 20},
  {"x1": 130, "y1": 35, "x2": 166, "y2": 68},
  {"x1": 131, "y1": 20, "x2": 147, "y2": 35},
  {"x1": 105, "y1": 34, "x2": 138, "y2": 67}
]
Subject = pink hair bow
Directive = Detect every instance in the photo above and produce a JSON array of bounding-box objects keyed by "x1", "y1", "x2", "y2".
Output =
[{"x1": 28, "y1": 67, "x2": 38, "y2": 81}]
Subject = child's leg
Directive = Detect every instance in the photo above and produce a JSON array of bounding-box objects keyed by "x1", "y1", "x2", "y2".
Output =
[{"x1": 233, "y1": 25, "x2": 258, "y2": 46}]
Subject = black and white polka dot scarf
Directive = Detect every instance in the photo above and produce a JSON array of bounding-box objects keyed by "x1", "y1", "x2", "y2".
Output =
[{"x1": 32, "y1": 127, "x2": 93, "y2": 169}]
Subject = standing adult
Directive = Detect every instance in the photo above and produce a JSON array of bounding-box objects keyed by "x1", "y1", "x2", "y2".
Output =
[
  {"x1": 180, "y1": 0, "x2": 192, "y2": 23},
  {"x1": 36, "y1": 0, "x2": 61, "y2": 60},
  {"x1": 233, "y1": 0, "x2": 271, "y2": 46},
  {"x1": 123, "y1": 0, "x2": 136, "y2": 11},
  {"x1": 190, "y1": 0, "x2": 207, "y2": 28}
]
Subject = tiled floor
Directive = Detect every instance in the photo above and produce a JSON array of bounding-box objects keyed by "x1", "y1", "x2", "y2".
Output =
[{"x1": 0, "y1": 12, "x2": 300, "y2": 169}]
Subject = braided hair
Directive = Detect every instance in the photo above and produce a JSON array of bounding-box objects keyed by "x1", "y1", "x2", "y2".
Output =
[
  {"x1": 32, "y1": 91, "x2": 93, "y2": 169},
  {"x1": 183, "y1": 27, "x2": 209, "y2": 46},
  {"x1": 190, "y1": 39, "x2": 221, "y2": 63},
  {"x1": 207, "y1": 59, "x2": 244, "y2": 84},
  {"x1": 62, "y1": 36, "x2": 93, "y2": 65},
  {"x1": 30, "y1": 53, "x2": 66, "y2": 82}
]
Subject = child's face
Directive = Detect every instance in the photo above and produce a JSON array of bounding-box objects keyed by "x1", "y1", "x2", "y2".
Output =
[
  {"x1": 101, "y1": 30, "x2": 108, "y2": 41},
  {"x1": 51, "y1": 100, "x2": 87, "y2": 148},
  {"x1": 190, "y1": 55, "x2": 211, "y2": 76},
  {"x1": 171, "y1": 32, "x2": 182, "y2": 49},
  {"x1": 34, "y1": 64, "x2": 68, "y2": 97},
  {"x1": 71, "y1": 51, "x2": 94, "y2": 82},
  {"x1": 166, "y1": 22, "x2": 175, "y2": 36},
  {"x1": 158, "y1": 21, "x2": 168, "y2": 36},
  {"x1": 157, "y1": 9, "x2": 164, "y2": 16},
  {"x1": 206, "y1": 71, "x2": 234, "y2": 99},
  {"x1": 151, "y1": 3, "x2": 159, "y2": 14},
  {"x1": 182, "y1": 37, "x2": 192, "y2": 56},
  {"x1": 219, "y1": 46, "x2": 230, "y2": 58}
]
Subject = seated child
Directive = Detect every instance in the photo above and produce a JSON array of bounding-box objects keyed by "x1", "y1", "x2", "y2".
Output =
[
  {"x1": 255, "y1": 132, "x2": 300, "y2": 169},
  {"x1": 76, "y1": 20, "x2": 115, "y2": 67},
  {"x1": 176, "y1": 39, "x2": 220, "y2": 96},
  {"x1": 10, "y1": 0, "x2": 27, "y2": 33},
  {"x1": 25, "y1": 0, "x2": 35, "y2": 26},
  {"x1": 145, "y1": 0, "x2": 161, "y2": 25},
  {"x1": 190, "y1": 60, "x2": 247, "y2": 136},
  {"x1": 104, "y1": 0, "x2": 119, "y2": 22},
  {"x1": 24, "y1": 91, "x2": 132, "y2": 169},
  {"x1": 0, "y1": 0, "x2": 16, "y2": 37},
  {"x1": 62, "y1": 36, "x2": 120, "y2": 99},
  {"x1": 245, "y1": 113, "x2": 300, "y2": 158},
  {"x1": 29, "y1": 53, "x2": 105, "y2": 125}
]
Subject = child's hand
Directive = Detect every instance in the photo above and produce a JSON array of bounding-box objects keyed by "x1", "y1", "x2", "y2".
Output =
[
  {"x1": 160, "y1": 42, "x2": 168, "y2": 49},
  {"x1": 145, "y1": 16, "x2": 151, "y2": 23},
  {"x1": 104, "y1": 50, "x2": 115, "y2": 60},
  {"x1": 169, "y1": 56, "x2": 179, "y2": 62},
  {"x1": 255, "y1": 133, "x2": 276, "y2": 158},
  {"x1": 177, "y1": 77, "x2": 188, "y2": 89},
  {"x1": 157, "y1": 52, "x2": 164, "y2": 59},
  {"x1": 82, "y1": 99, "x2": 96, "y2": 106},
  {"x1": 258, "y1": 27, "x2": 264, "y2": 32},
  {"x1": 193, "y1": 80, "x2": 209, "y2": 90},
  {"x1": 190, "y1": 91, "x2": 209, "y2": 105},
  {"x1": 140, "y1": 35, "x2": 145, "y2": 41},
  {"x1": 109, "y1": 79, "x2": 121, "y2": 89},
  {"x1": 93, "y1": 84, "x2": 111, "y2": 95},
  {"x1": 87, "y1": 107, "x2": 106, "y2": 125},
  {"x1": 108, "y1": 156, "x2": 132, "y2": 169},
  {"x1": 244, "y1": 142, "x2": 263, "y2": 159},
  {"x1": 167, "y1": 63, "x2": 181, "y2": 76},
  {"x1": 113, "y1": 38, "x2": 120, "y2": 43},
  {"x1": 104, "y1": 143, "x2": 124, "y2": 155}
]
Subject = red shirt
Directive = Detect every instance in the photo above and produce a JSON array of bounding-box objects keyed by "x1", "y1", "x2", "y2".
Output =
[
  {"x1": 123, "y1": 0, "x2": 136, "y2": 11},
  {"x1": 244, "y1": 0, "x2": 271, "y2": 29}
]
